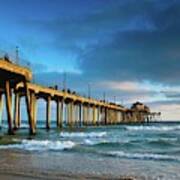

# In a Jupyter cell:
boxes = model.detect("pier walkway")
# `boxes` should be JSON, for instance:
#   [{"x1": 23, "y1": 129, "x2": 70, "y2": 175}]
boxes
[{"x1": 0, "y1": 58, "x2": 126, "y2": 135}]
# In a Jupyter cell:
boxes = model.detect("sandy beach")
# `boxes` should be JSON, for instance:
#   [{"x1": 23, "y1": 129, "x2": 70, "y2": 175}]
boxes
[
  {"x1": 0, "y1": 150, "x2": 138, "y2": 180},
  {"x1": 0, "y1": 172, "x2": 134, "y2": 180}
]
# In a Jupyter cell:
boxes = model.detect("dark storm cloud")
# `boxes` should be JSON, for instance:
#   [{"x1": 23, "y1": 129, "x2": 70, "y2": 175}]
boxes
[
  {"x1": 161, "y1": 91, "x2": 180, "y2": 99},
  {"x1": 79, "y1": 0, "x2": 180, "y2": 84},
  {"x1": 21, "y1": 0, "x2": 180, "y2": 86}
]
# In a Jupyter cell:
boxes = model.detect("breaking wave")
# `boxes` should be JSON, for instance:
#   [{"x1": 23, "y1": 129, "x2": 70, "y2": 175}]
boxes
[
  {"x1": 105, "y1": 151, "x2": 179, "y2": 161},
  {"x1": 125, "y1": 125, "x2": 180, "y2": 131},
  {"x1": 60, "y1": 131, "x2": 107, "y2": 138},
  {"x1": 83, "y1": 139, "x2": 109, "y2": 146},
  {"x1": 0, "y1": 139, "x2": 75, "y2": 151}
]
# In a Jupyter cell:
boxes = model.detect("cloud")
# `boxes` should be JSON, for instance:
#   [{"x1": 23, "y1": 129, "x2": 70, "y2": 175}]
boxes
[
  {"x1": 19, "y1": 0, "x2": 180, "y2": 86},
  {"x1": 150, "y1": 103, "x2": 180, "y2": 121},
  {"x1": 101, "y1": 81, "x2": 144, "y2": 92},
  {"x1": 19, "y1": 1, "x2": 180, "y2": 85},
  {"x1": 98, "y1": 80, "x2": 161, "y2": 93},
  {"x1": 161, "y1": 91, "x2": 180, "y2": 99},
  {"x1": 6, "y1": 0, "x2": 180, "y2": 120}
]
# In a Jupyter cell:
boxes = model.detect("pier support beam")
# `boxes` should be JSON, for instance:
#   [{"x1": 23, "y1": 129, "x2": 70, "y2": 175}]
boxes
[
  {"x1": 117, "y1": 111, "x2": 121, "y2": 124},
  {"x1": 96, "y1": 106, "x2": 100, "y2": 126},
  {"x1": 99, "y1": 107, "x2": 102, "y2": 125},
  {"x1": 5, "y1": 81, "x2": 14, "y2": 135},
  {"x1": 101, "y1": 107, "x2": 105, "y2": 125},
  {"x1": 60, "y1": 100, "x2": 64, "y2": 127},
  {"x1": 82, "y1": 105, "x2": 85, "y2": 125},
  {"x1": 67, "y1": 103, "x2": 70, "y2": 126},
  {"x1": 46, "y1": 96, "x2": 51, "y2": 130},
  {"x1": 56, "y1": 99, "x2": 62, "y2": 128},
  {"x1": 92, "y1": 106, "x2": 96, "y2": 126},
  {"x1": 84, "y1": 105, "x2": 88, "y2": 125},
  {"x1": 24, "y1": 82, "x2": 36, "y2": 135},
  {"x1": 79, "y1": 104, "x2": 82, "y2": 126},
  {"x1": 115, "y1": 110, "x2": 118, "y2": 124},
  {"x1": 34, "y1": 96, "x2": 37, "y2": 128},
  {"x1": 87, "y1": 104, "x2": 90, "y2": 125},
  {"x1": 75, "y1": 105, "x2": 79, "y2": 126},
  {"x1": 14, "y1": 93, "x2": 21, "y2": 129},
  {"x1": 31, "y1": 93, "x2": 37, "y2": 130},
  {"x1": 82, "y1": 105, "x2": 87, "y2": 126},
  {"x1": 73, "y1": 104, "x2": 77, "y2": 126},
  {"x1": 67, "y1": 102, "x2": 72, "y2": 127},
  {"x1": 75, "y1": 104, "x2": 79, "y2": 126},
  {"x1": 0, "y1": 93, "x2": 4, "y2": 128},
  {"x1": 69, "y1": 102, "x2": 74, "y2": 127},
  {"x1": 105, "y1": 108, "x2": 108, "y2": 125}
]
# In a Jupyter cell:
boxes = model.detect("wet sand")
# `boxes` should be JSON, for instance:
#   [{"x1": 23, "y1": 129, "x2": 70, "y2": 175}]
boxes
[
  {"x1": 0, "y1": 168, "x2": 135, "y2": 180},
  {"x1": 0, "y1": 149, "x2": 179, "y2": 180},
  {"x1": 0, "y1": 150, "x2": 140, "y2": 180},
  {"x1": 0, "y1": 172, "x2": 134, "y2": 180}
]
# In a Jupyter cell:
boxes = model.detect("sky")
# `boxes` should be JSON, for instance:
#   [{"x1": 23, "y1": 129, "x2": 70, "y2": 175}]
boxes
[{"x1": 0, "y1": 0, "x2": 180, "y2": 120}]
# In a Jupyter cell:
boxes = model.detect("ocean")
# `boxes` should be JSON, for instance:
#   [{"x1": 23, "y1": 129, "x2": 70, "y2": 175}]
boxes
[{"x1": 0, "y1": 121, "x2": 180, "y2": 179}]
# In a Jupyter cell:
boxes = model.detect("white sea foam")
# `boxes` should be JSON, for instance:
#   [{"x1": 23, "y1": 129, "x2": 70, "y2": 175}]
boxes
[
  {"x1": 60, "y1": 131, "x2": 107, "y2": 138},
  {"x1": 106, "y1": 151, "x2": 179, "y2": 161},
  {"x1": 1, "y1": 123, "x2": 39, "y2": 129},
  {"x1": 83, "y1": 139, "x2": 108, "y2": 145},
  {"x1": 146, "y1": 137, "x2": 178, "y2": 143},
  {"x1": 125, "y1": 125, "x2": 180, "y2": 131},
  {"x1": 83, "y1": 139, "x2": 131, "y2": 146},
  {"x1": 84, "y1": 139, "x2": 99, "y2": 145},
  {"x1": 0, "y1": 139, "x2": 75, "y2": 151},
  {"x1": 83, "y1": 137, "x2": 178, "y2": 146}
]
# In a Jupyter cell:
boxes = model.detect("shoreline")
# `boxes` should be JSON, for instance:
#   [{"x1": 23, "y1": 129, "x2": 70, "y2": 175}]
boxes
[
  {"x1": 0, "y1": 150, "x2": 145, "y2": 180},
  {"x1": 0, "y1": 167, "x2": 135, "y2": 180}
]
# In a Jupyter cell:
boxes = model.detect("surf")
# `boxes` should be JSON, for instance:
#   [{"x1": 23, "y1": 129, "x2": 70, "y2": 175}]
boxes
[{"x1": 0, "y1": 139, "x2": 76, "y2": 151}]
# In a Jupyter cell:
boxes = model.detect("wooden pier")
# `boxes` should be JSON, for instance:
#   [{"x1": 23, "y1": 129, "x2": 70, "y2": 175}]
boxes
[{"x1": 0, "y1": 58, "x2": 126, "y2": 135}]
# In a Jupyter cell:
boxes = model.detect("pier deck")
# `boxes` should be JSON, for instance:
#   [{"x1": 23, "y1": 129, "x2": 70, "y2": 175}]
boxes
[
  {"x1": 0, "y1": 59, "x2": 32, "y2": 87},
  {"x1": 0, "y1": 59, "x2": 126, "y2": 135},
  {"x1": 16, "y1": 82, "x2": 125, "y2": 111}
]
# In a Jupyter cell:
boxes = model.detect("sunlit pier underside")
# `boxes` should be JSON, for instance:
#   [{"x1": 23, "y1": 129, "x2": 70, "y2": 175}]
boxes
[
  {"x1": 0, "y1": 59, "x2": 32, "y2": 85},
  {"x1": 0, "y1": 59, "x2": 126, "y2": 135},
  {"x1": 15, "y1": 82, "x2": 126, "y2": 134},
  {"x1": 0, "y1": 59, "x2": 32, "y2": 134}
]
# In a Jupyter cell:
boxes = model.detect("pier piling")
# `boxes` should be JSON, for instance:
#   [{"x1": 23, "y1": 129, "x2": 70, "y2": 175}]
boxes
[
  {"x1": 46, "y1": 96, "x2": 51, "y2": 130},
  {"x1": 0, "y1": 93, "x2": 4, "y2": 128},
  {"x1": 56, "y1": 99, "x2": 61, "y2": 128},
  {"x1": 60, "y1": 100, "x2": 64, "y2": 128},
  {"x1": 5, "y1": 80, "x2": 14, "y2": 135},
  {"x1": 24, "y1": 82, "x2": 36, "y2": 135},
  {"x1": 14, "y1": 92, "x2": 21, "y2": 129},
  {"x1": 31, "y1": 92, "x2": 37, "y2": 130}
]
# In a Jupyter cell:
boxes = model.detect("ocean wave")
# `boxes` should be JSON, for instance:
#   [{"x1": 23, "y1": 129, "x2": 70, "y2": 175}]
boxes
[
  {"x1": 146, "y1": 137, "x2": 178, "y2": 143},
  {"x1": 84, "y1": 139, "x2": 99, "y2": 145},
  {"x1": 83, "y1": 139, "x2": 109, "y2": 146},
  {"x1": 83, "y1": 137, "x2": 179, "y2": 147},
  {"x1": 125, "y1": 125, "x2": 180, "y2": 131},
  {"x1": 0, "y1": 123, "x2": 44, "y2": 129},
  {"x1": 105, "y1": 151, "x2": 179, "y2": 161},
  {"x1": 0, "y1": 139, "x2": 75, "y2": 151},
  {"x1": 60, "y1": 131, "x2": 107, "y2": 138},
  {"x1": 83, "y1": 138, "x2": 132, "y2": 146}
]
